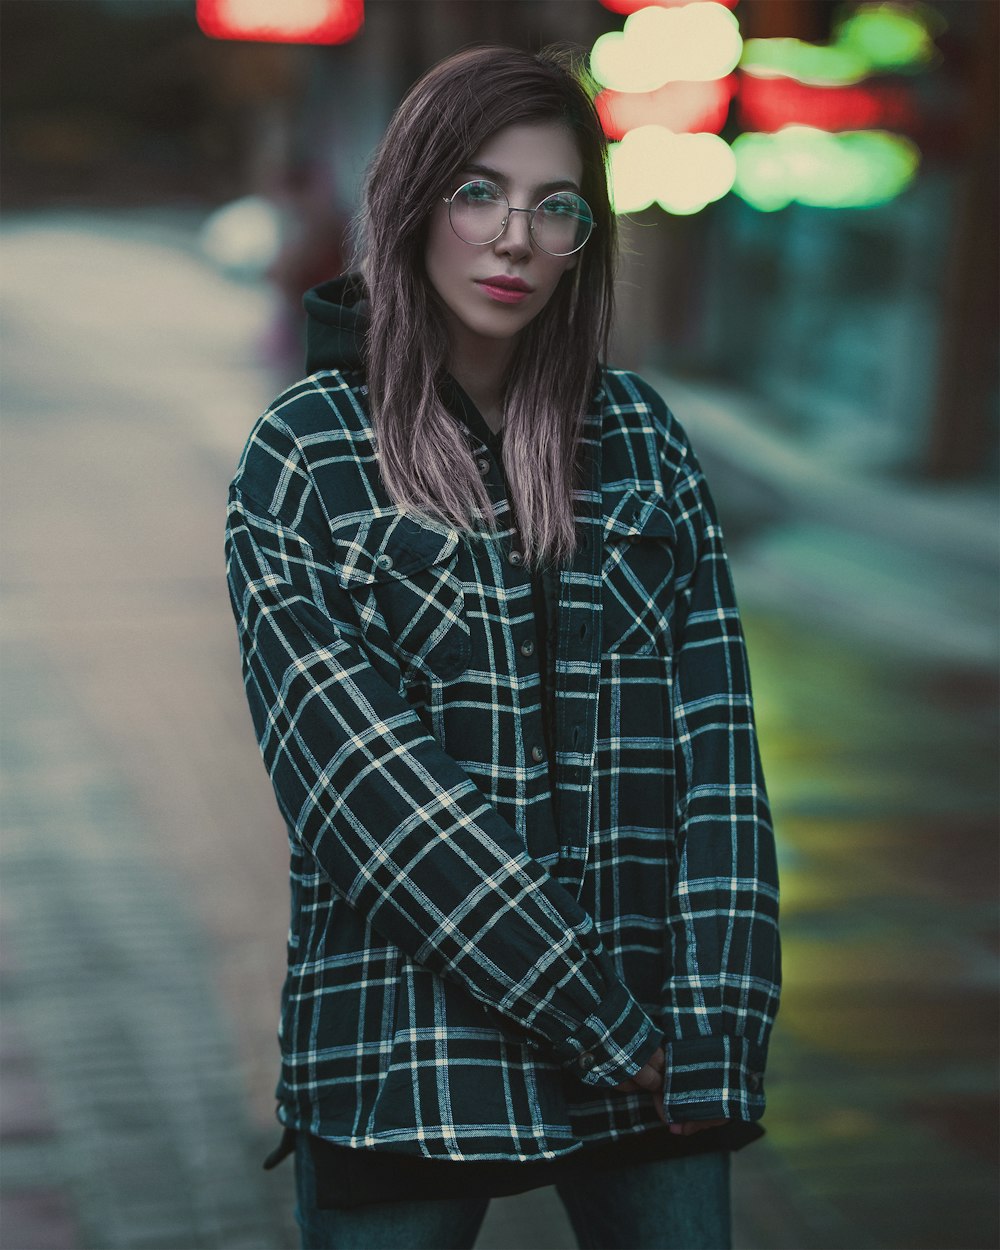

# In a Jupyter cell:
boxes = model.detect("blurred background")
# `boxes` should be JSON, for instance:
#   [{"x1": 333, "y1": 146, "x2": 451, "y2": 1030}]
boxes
[{"x1": 0, "y1": 2, "x2": 996, "y2": 1248}]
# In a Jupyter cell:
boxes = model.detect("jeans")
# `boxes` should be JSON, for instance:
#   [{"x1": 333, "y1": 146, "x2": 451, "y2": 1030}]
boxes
[{"x1": 294, "y1": 1134, "x2": 732, "y2": 1250}]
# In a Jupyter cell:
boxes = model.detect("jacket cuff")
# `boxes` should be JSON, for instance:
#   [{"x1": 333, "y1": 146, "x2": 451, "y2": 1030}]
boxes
[
  {"x1": 661, "y1": 1036, "x2": 767, "y2": 1122},
  {"x1": 554, "y1": 980, "x2": 660, "y2": 1087}
]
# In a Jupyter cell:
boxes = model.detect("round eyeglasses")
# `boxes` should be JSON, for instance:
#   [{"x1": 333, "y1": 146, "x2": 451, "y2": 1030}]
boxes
[{"x1": 442, "y1": 179, "x2": 595, "y2": 257}]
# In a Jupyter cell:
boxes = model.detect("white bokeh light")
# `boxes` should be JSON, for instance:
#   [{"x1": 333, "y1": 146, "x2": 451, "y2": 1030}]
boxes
[
  {"x1": 218, "y1": 0, "x2": 330, "y2": 35},
  {"x1": 592, "y1": 3, "x2": 743, "y2": 93},
  {"x1": 609, "y1": 126, "x2": 737, "y2": 215}
]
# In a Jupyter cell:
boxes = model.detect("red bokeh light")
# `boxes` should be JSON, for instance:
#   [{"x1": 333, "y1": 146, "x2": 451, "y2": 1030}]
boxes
[
  {"x1": 598, "y1": 0, "x2": 737, "y2": 13},
  {"x1": 596, "y1": 78, "x2": 737, "y2": 139},
  {"x1": 196, "y1": 0, "x2": 363, "y2": 45},
  {"x1": 737, "y1": 74, "x2": 919, "y2": 134}
]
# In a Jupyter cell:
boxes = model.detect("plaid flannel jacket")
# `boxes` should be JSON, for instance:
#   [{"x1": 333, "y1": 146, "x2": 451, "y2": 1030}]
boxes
[{"x1": 225, "y1": 366, "x2": 780, "y2": 1162}]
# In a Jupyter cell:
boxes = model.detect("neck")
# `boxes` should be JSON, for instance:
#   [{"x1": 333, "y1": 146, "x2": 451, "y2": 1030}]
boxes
[{"x1": 445, "y1": 327, "x2": 517, "y2": 435}]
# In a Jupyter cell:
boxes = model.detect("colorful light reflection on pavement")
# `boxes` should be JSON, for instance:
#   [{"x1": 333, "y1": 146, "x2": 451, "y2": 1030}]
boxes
[{"x1": 733, "y1": 611, "x2": 999, "y2": 1250}]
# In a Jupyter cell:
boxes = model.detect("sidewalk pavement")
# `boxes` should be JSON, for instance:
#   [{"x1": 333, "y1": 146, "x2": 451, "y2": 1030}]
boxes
[
  {"x1": 1, "y1": 210, "x2": 996, "y2": 1250},
  {"x1": 0, "y1": 653, "x2": 298, "y2": 1250}
]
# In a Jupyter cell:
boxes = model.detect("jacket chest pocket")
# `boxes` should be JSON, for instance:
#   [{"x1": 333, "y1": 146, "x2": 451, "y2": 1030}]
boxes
[
  {"x1": 330, "y1": 513, "x2": 471, "y2": 682},
  {"x1": 600, "y1": 488, "x2": 677, "y2": 656}
]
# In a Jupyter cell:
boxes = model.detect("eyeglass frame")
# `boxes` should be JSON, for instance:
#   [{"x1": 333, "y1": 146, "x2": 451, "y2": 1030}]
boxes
[{"x1": 441, "y1": 179, "x2": 596, "y2": 257}]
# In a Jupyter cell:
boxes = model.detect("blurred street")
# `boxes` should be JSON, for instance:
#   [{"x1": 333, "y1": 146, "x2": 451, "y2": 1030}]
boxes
[{"x1": 1, "y1": 211, "x2": 997, "y2": 1250}]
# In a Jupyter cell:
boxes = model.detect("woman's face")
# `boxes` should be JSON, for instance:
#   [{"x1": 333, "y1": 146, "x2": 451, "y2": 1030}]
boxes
[{"x1": 424, "y1": 121, "x2": 584, "y2": 358}]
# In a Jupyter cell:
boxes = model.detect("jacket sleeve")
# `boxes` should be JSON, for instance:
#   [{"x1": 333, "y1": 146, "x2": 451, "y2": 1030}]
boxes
[
  {"x1": 659, "y1": 414, "x2": 782, "y2": 1124},
  {"x1": 225, "y1": 413, "x2": 660, "y2": 1089}
]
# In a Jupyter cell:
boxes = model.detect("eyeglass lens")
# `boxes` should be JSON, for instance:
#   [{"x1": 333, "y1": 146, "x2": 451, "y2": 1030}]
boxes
[{"x1": 449, "y1": 180, "x2": 593, "y2": 256}]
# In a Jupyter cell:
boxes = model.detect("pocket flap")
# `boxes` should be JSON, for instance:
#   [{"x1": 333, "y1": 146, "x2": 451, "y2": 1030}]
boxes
[
  {"x1": 330, "y1": 513, "x2": 461, "y2": 588},
  {"x1": 602, "y1": 488, "x2": 676, "y2": 541}
]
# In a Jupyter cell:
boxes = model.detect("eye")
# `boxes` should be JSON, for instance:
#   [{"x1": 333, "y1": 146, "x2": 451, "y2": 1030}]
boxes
[
  {"x1": 540, "y1": 192, "x2": 581, "y2": 217},
  {"x1": 457, "y1": 180, "x2": 506, "y2": 206}
]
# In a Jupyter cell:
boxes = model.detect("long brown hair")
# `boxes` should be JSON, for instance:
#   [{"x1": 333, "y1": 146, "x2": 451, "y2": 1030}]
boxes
[{"x1": 355, "y1": 45, "x2": 616, "y2": 568}]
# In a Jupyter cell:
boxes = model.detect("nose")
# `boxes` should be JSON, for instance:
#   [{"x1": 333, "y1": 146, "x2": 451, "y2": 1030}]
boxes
[{"x1": 494, "y1": 207, "x2": 533, "y2": 260}]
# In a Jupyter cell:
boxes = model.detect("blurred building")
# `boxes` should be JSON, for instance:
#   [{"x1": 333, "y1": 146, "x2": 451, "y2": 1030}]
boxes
[{"x1": 2, "y1": 0, "x2": 996, "y2": 481}]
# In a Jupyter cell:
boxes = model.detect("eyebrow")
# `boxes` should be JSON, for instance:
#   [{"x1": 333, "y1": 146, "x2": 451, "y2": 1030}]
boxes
[{"x1": 460, "y1": 162, "x2": 581, "y2": 196}]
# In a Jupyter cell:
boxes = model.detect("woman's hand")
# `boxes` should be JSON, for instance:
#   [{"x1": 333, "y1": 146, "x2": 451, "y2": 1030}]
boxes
[
  {"x1": 614, "y1": 1045, "x2": 665, "y2": 1095},
  {"x1": 614, "y1": 1046, "x2": 729, "y2": 1134}
]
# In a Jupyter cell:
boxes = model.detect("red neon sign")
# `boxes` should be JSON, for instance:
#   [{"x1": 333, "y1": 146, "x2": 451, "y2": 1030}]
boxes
[{"x1": 196, "y1": 0, "x2": 363, "y2": 45}]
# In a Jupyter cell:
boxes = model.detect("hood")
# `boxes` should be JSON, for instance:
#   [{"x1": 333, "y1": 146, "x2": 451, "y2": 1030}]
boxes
[{"x1": 303, "y1": 272, "x2": 368, "y2": 375}]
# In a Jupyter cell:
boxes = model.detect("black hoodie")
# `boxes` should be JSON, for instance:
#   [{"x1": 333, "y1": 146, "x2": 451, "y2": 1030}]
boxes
[{"x1": 303, "y1": 273, "x2": 368, "y2": 375}]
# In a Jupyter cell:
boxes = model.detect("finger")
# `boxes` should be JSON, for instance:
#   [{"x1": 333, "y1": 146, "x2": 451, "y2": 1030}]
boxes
[
  {"x1": 631, "y1": 1064, "x2": 663, "y2": 1093},
  {"x1": 632, "y1": 1073, "x2": 661, "y2": 1094}
]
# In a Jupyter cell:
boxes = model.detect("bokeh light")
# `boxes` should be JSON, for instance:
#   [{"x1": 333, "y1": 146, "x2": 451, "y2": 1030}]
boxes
[
  {"x1": 738, "y1": 74, "x2": 918, "y2": 133},
  {"x1": 608, "y1": 124, "x2": 736, "y2": 214},
  {"x1": 599, "y1": 0, "x2": 737, "y2": 13},
  {"x1": 596, "y1": 78, "x2": 737, "y2": 139},
  {"x1": 741, "y1": 2, "x2": 940, "y2": 85},
  {"x1": 591, "y1": 2, "x2": 742, "y2": 92},
  {"x1": 839, "y1": 2, "x2": 940, "y2": 73},
  {"x1": 196, "y1": 0, "x2": 364, "y2": 45},
  {"x1": 731, "y1": 125, "x2": 920, "y2": 210}
]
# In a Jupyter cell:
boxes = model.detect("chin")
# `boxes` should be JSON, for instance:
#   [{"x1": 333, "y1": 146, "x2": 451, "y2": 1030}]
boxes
[{"x1": 462, "y1": 305, "x2": 535, "y2": 342}]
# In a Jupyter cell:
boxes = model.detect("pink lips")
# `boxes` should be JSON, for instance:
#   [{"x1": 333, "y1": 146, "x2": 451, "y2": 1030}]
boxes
[{"x1": 476, "y1": 275, "x2": 532, "y2": 305}]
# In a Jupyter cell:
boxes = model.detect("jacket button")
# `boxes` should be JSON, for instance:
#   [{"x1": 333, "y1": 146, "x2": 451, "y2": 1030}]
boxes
[
  {"x1": 578, "y1": 1051, "x2": 596, "y2": 1072},
  {"x1": 508, "y1": 550, "x2": 524, "y2": 567},
  {"x1": 749, "y1": 1071, "x2": 763, "y2": 1092},
  {"x1": 476, "y1": 456, "x2": 490, "y2": 476},
  {"x1": 375, "y1": 553, "x2": 393, "y2": 571},
  {"x1": 531, "y1": 745, "x2": 545, "y2": 762},
  {"x1": 520, "y1": 639, "x2": 535, "y2": 657}
]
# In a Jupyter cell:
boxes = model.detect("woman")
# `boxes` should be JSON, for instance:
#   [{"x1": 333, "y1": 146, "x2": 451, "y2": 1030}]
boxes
[{"x1": 226, "y1": 45, "x2": 780, "y2": 1250}]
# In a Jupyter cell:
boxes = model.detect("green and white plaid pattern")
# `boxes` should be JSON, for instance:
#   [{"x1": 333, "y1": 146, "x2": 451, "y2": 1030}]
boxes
[{"x1": 225, "y1": 367, "x2": 780, "y2": 1161}]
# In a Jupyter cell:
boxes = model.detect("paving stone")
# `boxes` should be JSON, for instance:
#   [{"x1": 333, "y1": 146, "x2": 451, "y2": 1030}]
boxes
[
  {"x1": 0, "y1": 652, "x2": 296, "y2": 1249},
  {"x1": 1, "y1": 1190, "x2": 82, "y2": 1250},
  {"x1": 0, "y1": 1051, "x2": 58, "y2": 1141}
]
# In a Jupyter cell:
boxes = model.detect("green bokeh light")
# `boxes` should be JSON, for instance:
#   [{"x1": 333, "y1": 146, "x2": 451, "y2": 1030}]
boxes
[
  {"x1": 741, "y1": 2, "x2": 940, "y2": 86},
  {"x1": 840, "y1": 3, "x2": 938, "y2": 72},
  {"x1": 731, "y1": 126, "x2": 920, "y2": 211}
]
